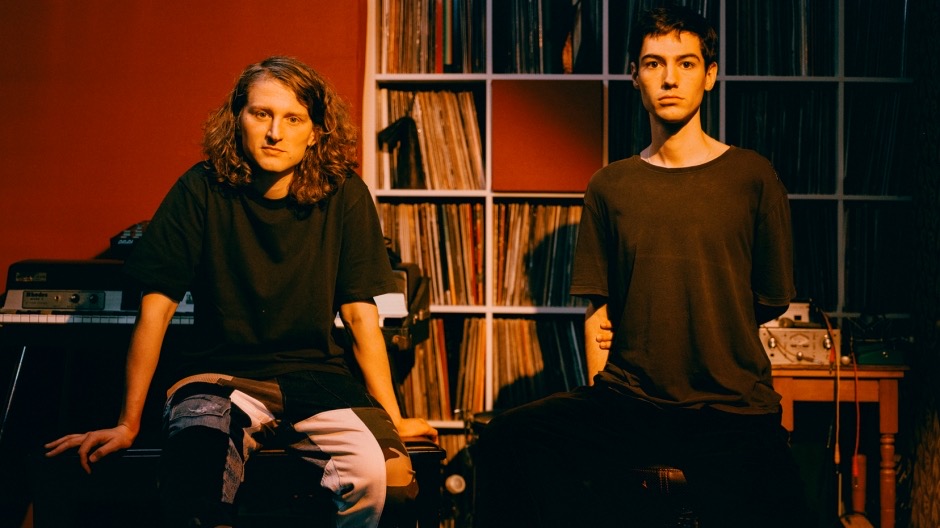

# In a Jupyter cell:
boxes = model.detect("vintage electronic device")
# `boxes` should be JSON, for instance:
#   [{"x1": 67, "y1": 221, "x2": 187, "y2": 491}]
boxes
[
  {"x1": 1, "y1": 259, "x2": 193, "y2": 326},
  {"x1": 760, "y1": 326, "x2": 840, "y2": 366},
  {"x1": 758, "y1": 301, "x2": 841, "y2": 366},
  {"x1": 108, "y1": 220, "x2": 149, "y2": 259}
]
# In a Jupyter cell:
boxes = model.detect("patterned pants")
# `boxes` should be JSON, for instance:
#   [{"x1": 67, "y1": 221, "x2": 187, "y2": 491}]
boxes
[{"x1": 158, "y1": 370, "x2": 417, "y2": 528}]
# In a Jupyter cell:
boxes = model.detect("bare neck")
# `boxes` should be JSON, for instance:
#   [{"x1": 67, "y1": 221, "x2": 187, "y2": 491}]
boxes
[{"x1": 641, "y1": 115, "x2": 727, "y2": 168}]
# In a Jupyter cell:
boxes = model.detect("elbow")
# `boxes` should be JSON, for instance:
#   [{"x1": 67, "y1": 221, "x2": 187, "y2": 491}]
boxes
[{"x1": 754, "y1": 302, "x2": 788, "y2": 325}]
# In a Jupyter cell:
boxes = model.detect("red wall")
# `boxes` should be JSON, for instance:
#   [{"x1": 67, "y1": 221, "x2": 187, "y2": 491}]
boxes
[
  {"x1": 0, "y1": 1, "x2": 367, "y2": 283},
  {"x1": 491, "y1": 80, "x2": 604, "y2": 192}
]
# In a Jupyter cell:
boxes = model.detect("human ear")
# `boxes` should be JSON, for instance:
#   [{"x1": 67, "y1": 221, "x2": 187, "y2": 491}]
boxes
[
  {"x1": 629, "y1": 62, "x2": 639, "y2": 89},
  {"x1": 704, "y1": 62, "x2": 718, "y2": 91}
]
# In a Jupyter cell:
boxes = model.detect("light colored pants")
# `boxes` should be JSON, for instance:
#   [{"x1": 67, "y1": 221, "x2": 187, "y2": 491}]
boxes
[{"x1": 161, "y1": 371, "x2": 417, "y2": 528}]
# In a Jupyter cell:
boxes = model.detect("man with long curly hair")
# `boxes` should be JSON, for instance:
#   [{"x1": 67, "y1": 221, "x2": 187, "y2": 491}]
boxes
[{"x1": 45, "y1": 56, "x2": 436, "y2": 528}]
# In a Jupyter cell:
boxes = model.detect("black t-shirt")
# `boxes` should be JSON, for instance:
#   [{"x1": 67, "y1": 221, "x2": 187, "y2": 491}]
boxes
[
  {"x1": 570, "y1": 147, "x2": 795, "y2": 414},
  {"x1": 125, "y1": 162, "x2": 397, "y2": 381}
]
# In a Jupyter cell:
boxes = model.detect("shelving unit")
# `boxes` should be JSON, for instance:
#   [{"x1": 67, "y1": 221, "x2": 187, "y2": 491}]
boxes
[{"x1": 362, "y1": 0, "x2": 914, "y2": 434}]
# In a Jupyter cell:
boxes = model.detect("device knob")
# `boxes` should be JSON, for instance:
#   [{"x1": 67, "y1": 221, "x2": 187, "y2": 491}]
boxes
[{"x1": 445, "y1": 474, "x2": 467, "y2": 495}]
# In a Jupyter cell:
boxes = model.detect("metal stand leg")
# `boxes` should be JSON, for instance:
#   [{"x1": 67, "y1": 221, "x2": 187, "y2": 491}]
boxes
[{"x1": 0, "y1": 346, "x2": 27, "y2": 445}]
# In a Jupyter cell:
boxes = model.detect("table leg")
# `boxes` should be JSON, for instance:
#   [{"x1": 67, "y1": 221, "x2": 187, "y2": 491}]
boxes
[
  {"x1": 880, "y1": 433, "x2": 896, "y2": 528},
  {"x1": 879, "y1": 379, "x2": 899, "y2": 528}
]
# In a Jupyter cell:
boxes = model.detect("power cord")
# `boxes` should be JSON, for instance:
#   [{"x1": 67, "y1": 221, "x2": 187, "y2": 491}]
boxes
[{"x1": 817, "y1": 304, "x2": 870, "y2": 526}]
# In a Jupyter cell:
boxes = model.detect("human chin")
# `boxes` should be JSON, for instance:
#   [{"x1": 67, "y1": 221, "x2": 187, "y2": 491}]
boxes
[
  {"x1": 655, "y1": 100, "x2": 697, "y2": 120},
  {"x1": 243, "y1": 144, "x2": 288, "y2": 171},
  {"x1": 253, "y1": 156, "x2": 299, "y2": 176}
]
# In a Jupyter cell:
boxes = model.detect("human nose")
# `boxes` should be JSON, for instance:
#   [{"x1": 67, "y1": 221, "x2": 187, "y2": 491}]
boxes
[
  {"x1": 265, "y1": 119, "x2": 282, "y2": 143},
  {"x1": 662, "y1": 63, "x2": 678, "y2": 88}
]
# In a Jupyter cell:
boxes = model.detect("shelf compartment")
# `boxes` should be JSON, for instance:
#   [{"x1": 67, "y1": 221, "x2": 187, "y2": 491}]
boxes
[
  {"x1": 491, "y1": 79, "x2": 604, "y2": 192},
  {"x1": 725, "y1": 0, "x2": 836, "y2": 76},
  {"x1": 376, "y1": 83, "x2": 486, "y2": 191},
  {"x1": 843, "y1": 202, "x2": 915, "y2": 314},
  {"x1": 492, "y1": 198, "x2": 588, "y2": 308},
  {"x1": 843, "y1": 82, "x2": 915, "y2": 196},
  {"x1": 492, "y1": 0, "x2": 602, "y2": 74},
  {"x1": 725, "y1": 81, "x2": 837, "y2": 194},
  {"x1": 377, "y1": 0, "x2": 486, "y2": 74},
  {"x1": 790, "y1": 200, "x2": 838, "y2": 312},
  {"x1": 378, "y1": 198, "x2": 486, "y2": 307},
  {"x1": 492, "y1": 314, "x2": 586, "y2": 411},
  {"x1": 844, "y1": 0, "x2": 912, "y2": 78}
]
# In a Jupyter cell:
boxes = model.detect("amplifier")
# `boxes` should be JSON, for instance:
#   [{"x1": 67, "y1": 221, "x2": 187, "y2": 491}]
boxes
[
  {"x1": 760, "y1": 326, "x2": 840, "y2": 366},
  {"x1": 1, "y1": 259, "x2": 194, "y2": 325},
  {"x1": 2, "y1": 259, "x2": 133, "y2": 314}
]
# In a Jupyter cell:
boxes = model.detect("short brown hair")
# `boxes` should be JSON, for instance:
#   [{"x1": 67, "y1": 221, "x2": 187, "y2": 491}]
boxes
[{"x1": 628, "y1": 5, "x2": 718, "y2": 69}]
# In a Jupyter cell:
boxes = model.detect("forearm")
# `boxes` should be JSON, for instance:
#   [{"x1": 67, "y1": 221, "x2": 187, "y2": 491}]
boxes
[
  {"x1": 584, "y1": 301, "x2": 610, "y2": 385},
  {"x1": 119, "y1": 292, "x2": 177, "y2": 434},
  {"x1": 355, "y1": 339, "x2": 404, "y2": 425},
  {"x1": 342, "y1": 302, "x2": 404, "y2": 424}
]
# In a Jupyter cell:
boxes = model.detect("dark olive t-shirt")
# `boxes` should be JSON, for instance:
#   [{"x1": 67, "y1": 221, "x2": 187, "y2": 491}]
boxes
[
  {"x1": 125, "y1": 163, "x2": 397, "y2": 381},
  {"x1": 570, "y1": 147, "x2": 795, "y2": 414}
]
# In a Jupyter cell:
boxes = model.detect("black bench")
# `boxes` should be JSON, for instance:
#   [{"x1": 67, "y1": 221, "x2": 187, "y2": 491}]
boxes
[{"x1": 29, "y1": 439, "x2": 445, "y2": 528}]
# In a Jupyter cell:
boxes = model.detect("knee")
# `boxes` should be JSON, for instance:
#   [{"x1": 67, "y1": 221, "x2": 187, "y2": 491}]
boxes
[
  {"x1": 164, "y1": 392, "x2": 232, "y2": 439},
  {"x1": 385, "y1": 446, "x2": 418, "y2": 505},
  {"x1": 330, "y1": 446, "x2": 417, "y2": 527},
  {"x1": 353, "y1": 445, "x2": 418, "y2": 511},
  {"x1": 375, "y1": 450, "x2": 418, "y2": 528},
  {"x1": 476, "y1": 410, "x2": 526, "y2": 460}
]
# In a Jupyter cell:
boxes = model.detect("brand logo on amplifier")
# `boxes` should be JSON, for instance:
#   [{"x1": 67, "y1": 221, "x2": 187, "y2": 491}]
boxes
[
  {"x1": 21, "y1": 290, "x2": 106, "y2": 311},
  {"x1": 15, "y1": 271, "x2": 48, "y2": 283}
]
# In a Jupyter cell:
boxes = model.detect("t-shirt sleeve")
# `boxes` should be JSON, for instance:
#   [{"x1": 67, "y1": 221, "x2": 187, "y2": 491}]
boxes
[
  {"x1": 570, "y1": 184, "x2": 610, "y2": 299},
  {"x1": 751, "y1": 171, "x2": 796, "y2": 306},
  {"x1": 334, "y1": 176, "x2": 397, "y2": 305},
  {"x1": 123, "y1": 170, "x2": 205, "y2": 302}
]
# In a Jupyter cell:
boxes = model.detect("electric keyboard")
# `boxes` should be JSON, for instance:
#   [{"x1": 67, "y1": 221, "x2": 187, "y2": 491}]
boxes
[
  {"x1": 1, "y1": 259, "x2": 406, "y2": 328},
  {"x1": 0, "y1": 313, "x2": 194, "y2": 325}
]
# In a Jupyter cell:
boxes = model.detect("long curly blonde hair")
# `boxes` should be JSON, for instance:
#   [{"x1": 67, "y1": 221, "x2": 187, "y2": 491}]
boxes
[{"x1": 202, "y1": 56, "x2": 359, "y2": 204}]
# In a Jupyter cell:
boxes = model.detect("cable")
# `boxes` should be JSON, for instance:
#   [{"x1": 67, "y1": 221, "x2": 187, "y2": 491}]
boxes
[
  {"x1": 819, "y1": 306, "x2": 866, "y2": 521},
  {"x1": 816, "y1": 305, "x2": 843, "y2": 517},
  {"x1": 848, "y1": 323, "x2": 863, "y2": 516}
]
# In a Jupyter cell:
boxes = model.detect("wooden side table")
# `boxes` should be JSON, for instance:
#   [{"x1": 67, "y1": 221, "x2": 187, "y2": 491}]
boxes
[{"x1": 772, "y1": 365, "x2": 906, "y2": 528}]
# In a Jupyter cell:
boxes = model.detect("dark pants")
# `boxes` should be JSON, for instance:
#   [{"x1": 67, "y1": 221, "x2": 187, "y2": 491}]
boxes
[{"x1": 474, "y1": 383, "x2": 812, "y2": 528}]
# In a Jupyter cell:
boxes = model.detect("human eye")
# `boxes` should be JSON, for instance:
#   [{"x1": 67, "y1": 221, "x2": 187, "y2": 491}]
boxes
[
  {"x1": 252, "y1": 109, "x2": 269, "y2": 120},
  {"x1": 644, "y1": 59, "x2": 660, "y2": 69},
  {"x1": 286, "y1": 115, "x2": 304, "y2": 125}
]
